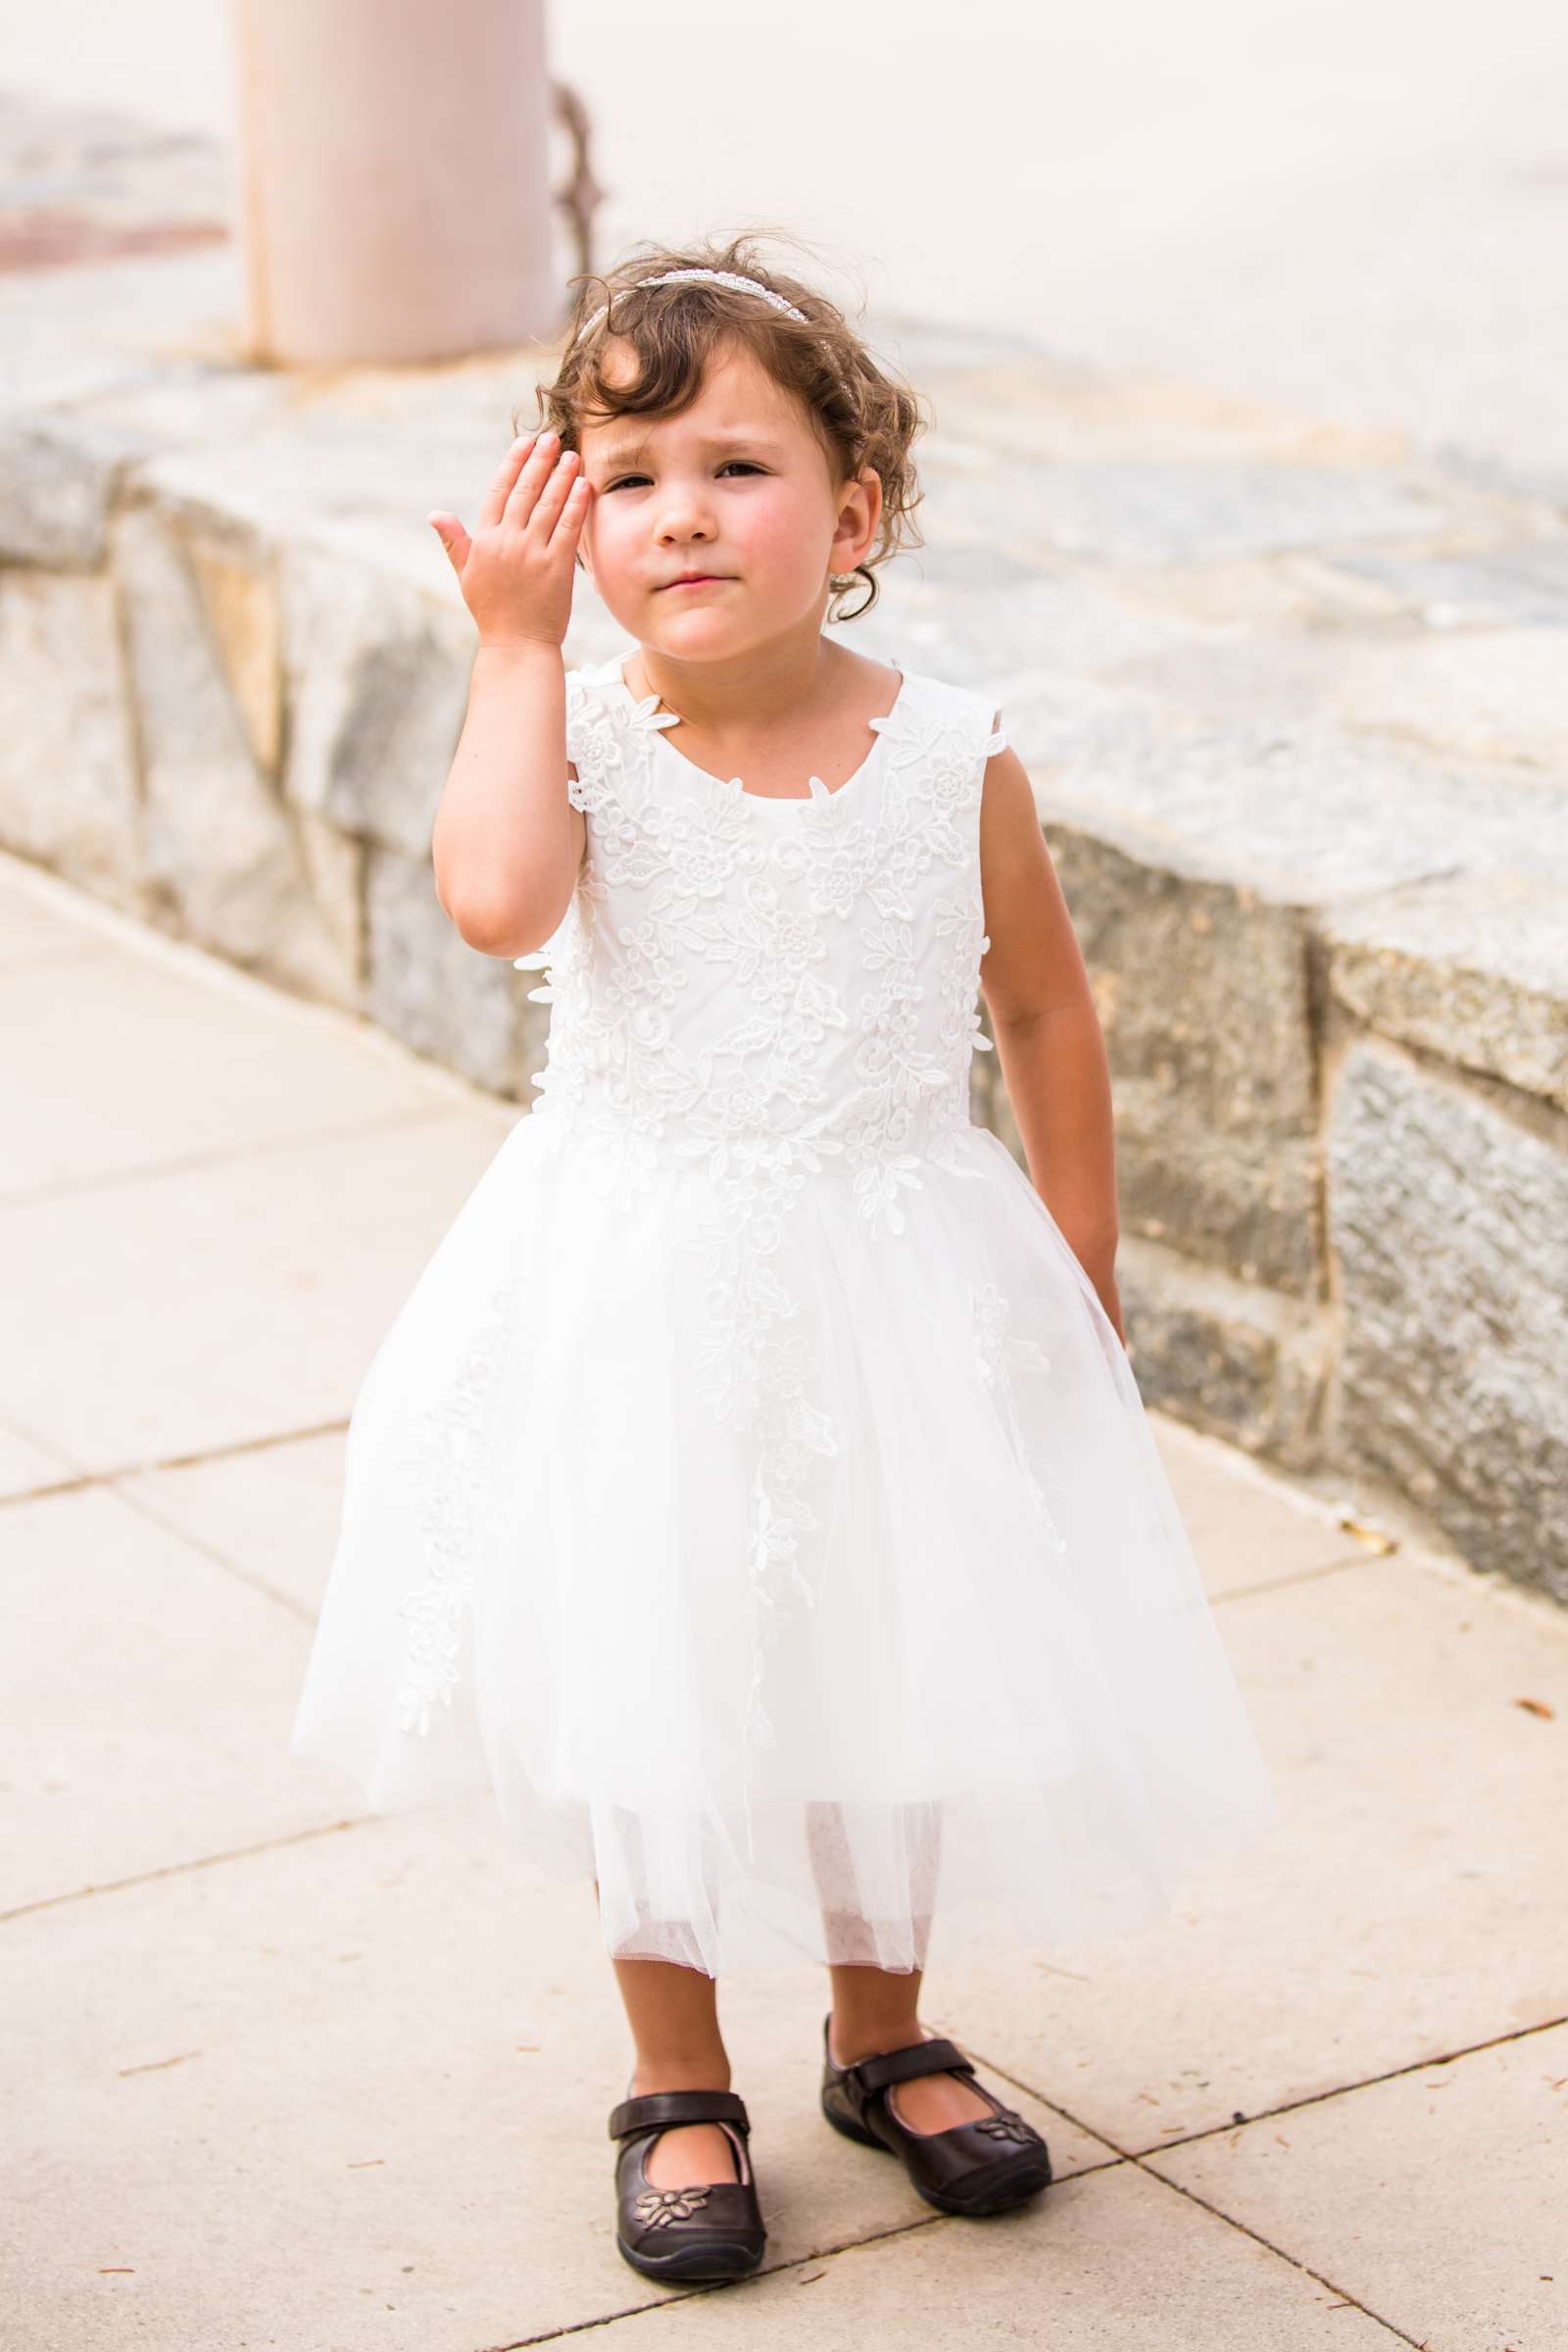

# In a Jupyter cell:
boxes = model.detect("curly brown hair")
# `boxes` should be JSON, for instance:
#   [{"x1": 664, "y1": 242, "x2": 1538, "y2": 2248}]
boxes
[{"x1": 514, "y1": 230, "x2": 929, "y2": 623}]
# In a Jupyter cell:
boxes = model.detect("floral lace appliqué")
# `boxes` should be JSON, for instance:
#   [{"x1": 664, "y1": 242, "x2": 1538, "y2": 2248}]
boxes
[
  {"x1": 394, "y1": 1274, "x2": 525, "y2": 1733},
  {"x1": 970, "y1": 1277, "x2": 1069, "y2": 1556}
]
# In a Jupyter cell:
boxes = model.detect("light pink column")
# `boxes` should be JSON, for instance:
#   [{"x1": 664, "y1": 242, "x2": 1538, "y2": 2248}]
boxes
[{"x1": 231, "y1": 0, "x2": 558, "y2": 366}]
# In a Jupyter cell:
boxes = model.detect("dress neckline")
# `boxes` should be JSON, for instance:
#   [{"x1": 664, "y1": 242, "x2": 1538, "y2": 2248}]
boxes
[{"x1": 610, "y1": 655, "x2": 908, "y2": 809}]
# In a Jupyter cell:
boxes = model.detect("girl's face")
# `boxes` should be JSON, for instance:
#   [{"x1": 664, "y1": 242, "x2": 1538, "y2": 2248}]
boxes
[{"x1": 574, "y1": 335, "x2": 880, "y2": 658}]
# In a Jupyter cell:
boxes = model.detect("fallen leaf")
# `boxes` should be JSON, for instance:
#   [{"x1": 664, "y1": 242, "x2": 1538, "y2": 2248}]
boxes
[
  {"x1": 1337, "y1": 1513, "x2": 1397, "y2": 1553},
  {"x1": 118, "y1": 2050, "x2": 201, "y2": 2077}
]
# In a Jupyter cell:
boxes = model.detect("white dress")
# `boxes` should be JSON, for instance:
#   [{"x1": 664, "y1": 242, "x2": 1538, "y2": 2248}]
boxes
[{"x1": 290, "y1": 650, "x2": 1279, "y2": 1975}]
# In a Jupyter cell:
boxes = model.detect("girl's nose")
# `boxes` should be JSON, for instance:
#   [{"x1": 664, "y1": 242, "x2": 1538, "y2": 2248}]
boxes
[{"x1": 656, "y1": 491, "x2": 716, "y2": 538}]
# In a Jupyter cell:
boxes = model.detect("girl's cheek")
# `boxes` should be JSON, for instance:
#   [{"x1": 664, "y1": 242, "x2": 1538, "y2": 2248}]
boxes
[
  {"x1": 585, "y1": 510, "x2": 626, "y2": 570},
  {"x1": 750, "y1": 493, "x2": 814, "y2": 569},
  {"x1": 729, "y1": 508, "x2": 779, "y2": 567}
]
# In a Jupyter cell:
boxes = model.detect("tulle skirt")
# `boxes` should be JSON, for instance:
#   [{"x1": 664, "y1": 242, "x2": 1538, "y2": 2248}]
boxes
[{"x1": 289, "y1": 1109, "x2": 1279, "y2": 1975}]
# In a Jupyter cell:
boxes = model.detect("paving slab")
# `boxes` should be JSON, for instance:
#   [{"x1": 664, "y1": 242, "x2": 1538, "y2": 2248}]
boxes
[
  {"x1": 873, "y1": 558, "x2": 1213, "y2": 698},
  {"x1": 1149, "y1": 1412, "x2": 1381, "y2": 1599},
  {"x1": 1318, "y1": 535, "x2": 1568, "y2": 630},
  {"x1": 909, "y1": 348, "x2": 1408, "y2": 471},
  {"x1": 1101, "y1": 608, "x2": 1568, "y2": 791},
  {"x1": 120, "y1": 1426, "x2": 346, "y2": 1622},
  {"x1": 0, "y1": 244, "x2": 241, "y2": 408},
  {"x1": 1, "y1": 1482, "x2": 352, "y2": 1912},
  {"x1": 0, "y1": 1102, "x2": 511, "y2": 1471},
  {"x1": 0, "y1": 1805, "x2": 1110, "y2": 2351},
  {"x1": 1332, "y1": 625, "x2": 1568, "y2": 772},
  {"x1": 567, "y1": 2160, "x2": 1407, "y2": 2350},
  {"x1": 0, "y1": 925, "x2": 478, "y2": 1200},
  {"x1": 918, "y1": 444, "x2": 1467, "y2": 569},
  {"x1": 0, "y1": 1410, "x2": 79, "y2": 1501},
  {"x1": 918, "y1": 1551, "x2": 1568, "y2": 2150},
  {"x1": 1147, "y1": 2020, "x2": 1568, "y2": 2352}
]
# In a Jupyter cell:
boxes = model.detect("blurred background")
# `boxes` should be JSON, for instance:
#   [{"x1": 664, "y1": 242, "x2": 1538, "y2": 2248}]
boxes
[{"x1": 3, "y1": 0, "x2": 1565, "y2": 479}]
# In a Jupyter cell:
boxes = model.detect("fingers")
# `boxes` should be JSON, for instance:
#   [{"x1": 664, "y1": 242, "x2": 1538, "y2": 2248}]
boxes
[
  {"x1": 530, "y1": 441, "x2": 590, "y2": 541},
  {"x1": 501, "y1": 429, "x2": 578, "y2": 532},
  {"x1": 477, "y1": 433, "x2": 536, "y2": 530},
  {"x1": 472, "y1": 428, "x2": 590, "y2": 553},
  {"x1": 553, "y1": 469, "x2": 593, "y2": 547},
  {"x1": 426, "y1": 514, "x2": 471, "y2": 573}
]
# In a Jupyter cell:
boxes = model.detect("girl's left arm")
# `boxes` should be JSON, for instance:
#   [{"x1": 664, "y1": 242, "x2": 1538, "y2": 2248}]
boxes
[{"x1": 976, "y1": 742, "x2": 1127, "y2": 1349}]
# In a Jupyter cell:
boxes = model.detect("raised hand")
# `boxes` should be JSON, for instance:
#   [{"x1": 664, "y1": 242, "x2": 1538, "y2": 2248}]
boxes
[{"x1": 426, "y1": 428, "x2": 592, "y2": 651}]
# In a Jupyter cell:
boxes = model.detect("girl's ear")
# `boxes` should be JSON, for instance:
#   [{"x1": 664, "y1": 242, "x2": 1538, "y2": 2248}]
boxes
[{"x1": 834, "y1": 465, "x2": 882, "y2": 570}]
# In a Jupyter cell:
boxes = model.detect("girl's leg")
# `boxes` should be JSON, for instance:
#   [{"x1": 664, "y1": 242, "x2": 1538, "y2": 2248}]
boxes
[
  {"x1": 826, "y1": 1961, "x2": 994, "y2": 2132},
  {"x1": 808, "y1": 1801, "x2": 992, "y2": 2133},
  {"x1": 594, "y1": 1880, "x2": 739, "y2": 2189}
]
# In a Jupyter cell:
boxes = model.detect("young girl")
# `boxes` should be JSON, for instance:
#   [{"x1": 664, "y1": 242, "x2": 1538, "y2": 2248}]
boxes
[{"x1": 290, "y1": 235, "x2": 1278, "y2": 2285}]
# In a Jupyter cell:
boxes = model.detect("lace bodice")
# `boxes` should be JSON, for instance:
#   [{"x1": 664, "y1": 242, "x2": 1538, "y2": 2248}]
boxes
[{"x1": 515, "y1": 654, "x2": 1006, "y2": 1228}]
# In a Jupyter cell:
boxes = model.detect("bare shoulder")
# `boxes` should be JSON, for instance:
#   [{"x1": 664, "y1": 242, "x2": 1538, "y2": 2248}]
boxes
[
  {"x1": 976, "y1": 735, "x2": 1094, "y2": 1024},
  {"x1": 978, "y1": 737, "x2": 1046, "y2": 840}
]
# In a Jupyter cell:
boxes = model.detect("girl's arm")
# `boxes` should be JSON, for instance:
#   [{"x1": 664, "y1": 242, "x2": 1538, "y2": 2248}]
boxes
[
  {"x1": 977, "y1": 744, "x2": 1126, "y2": 1348},
  {"x1": 432, "y1": 640, "x2": 584, "y2": 956},
  {"x1": 427, "y1": 430, "x2": 593, "y2": 957}
]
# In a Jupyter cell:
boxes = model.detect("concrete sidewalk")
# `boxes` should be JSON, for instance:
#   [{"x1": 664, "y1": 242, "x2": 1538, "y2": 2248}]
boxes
[{"x1": 2, "y1": 845, "x2": 1564, "y2": 2350}]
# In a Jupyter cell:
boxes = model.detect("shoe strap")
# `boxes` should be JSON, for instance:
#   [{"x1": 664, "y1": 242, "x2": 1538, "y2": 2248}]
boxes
[
  {"x1": 850, "y1": 2036, "x2": 974, "y2": 2096},
  {"x1": 609, "y1": 2087, "x2": 751, "y2": 2141}
]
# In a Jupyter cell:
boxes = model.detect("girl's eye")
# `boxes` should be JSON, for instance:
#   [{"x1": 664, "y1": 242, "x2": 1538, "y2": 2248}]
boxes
[{"x1": 602, "y1": 462, "x2": 766, "y2": 492}]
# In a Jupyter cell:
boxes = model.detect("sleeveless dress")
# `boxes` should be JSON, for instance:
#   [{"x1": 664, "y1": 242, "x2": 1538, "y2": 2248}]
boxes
[{"x1": 289, "y1": 649, "x2": 1279, "y2": 1975}]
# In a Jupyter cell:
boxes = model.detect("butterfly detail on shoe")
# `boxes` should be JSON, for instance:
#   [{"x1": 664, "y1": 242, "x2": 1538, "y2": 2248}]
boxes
[
  {"x1": 973, "y1": 2111, "x2": 1043, "y2": 2145},
  {"x1": 633, "y1": 2184, "x2": 714, "y2": 2227}
]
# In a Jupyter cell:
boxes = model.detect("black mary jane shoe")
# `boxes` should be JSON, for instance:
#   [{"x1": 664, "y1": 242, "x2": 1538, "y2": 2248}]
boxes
[
  {"x1": 610, "y1": 2087, "x2": 766, "y2": 2283},
  {"x1": 819, "y1": 2014, "x2": 1053, "y2": 2218}
]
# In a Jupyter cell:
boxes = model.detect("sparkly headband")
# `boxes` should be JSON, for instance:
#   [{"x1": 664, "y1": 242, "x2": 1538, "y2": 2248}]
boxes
[{"x1": 571, "y1": 267, "x2": 809, "y2": 348}]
